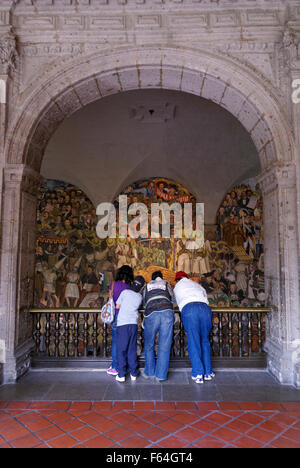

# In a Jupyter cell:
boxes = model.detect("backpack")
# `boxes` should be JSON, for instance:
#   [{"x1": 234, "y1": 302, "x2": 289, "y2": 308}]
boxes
[
  {"x1": 100, "y1": 282, "x2": 115, "y2": 324},
  {"x1": 100, "y1": 298, "x2": 115, "y2": 324}
]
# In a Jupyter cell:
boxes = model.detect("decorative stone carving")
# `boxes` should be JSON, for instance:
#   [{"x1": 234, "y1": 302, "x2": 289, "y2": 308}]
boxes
[
  {"x1": 257, "y1": 162, "x2": 297, "y2": 196},
  {"x1": 13, "y1": 0, "x2": 299, "y2": 7},
  {"x1": 22, "y1": 43, "x2": 83, "y2": 56},
  {"x1": 4, "y1": 164, "x2": 43, "y2": 197},
  {"x1": 0, "y1": 33, "x2": 18, "y2": 74}
]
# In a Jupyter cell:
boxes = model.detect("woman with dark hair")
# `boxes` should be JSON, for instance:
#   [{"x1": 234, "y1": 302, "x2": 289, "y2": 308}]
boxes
[
  {"x1": 107, "y1": 265, "x2": 134, "y2": 376},
  {"x1": 115, "y1": 265, "x2": 134, "y2": 284}
]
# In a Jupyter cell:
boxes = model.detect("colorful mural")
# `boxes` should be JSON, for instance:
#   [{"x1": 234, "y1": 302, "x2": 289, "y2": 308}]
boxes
[
  {"x1": 34, "y1": 176, "x2": 264, "y2": 357},
  {"x1": 35, "y1": 179, "x2": 104, "y2": 309},
  {"x1": 35, "y1": 176, "x2": 264, "y2": 308},
  {"x1": 212, "y1": 178, "x2": 264, "y2": 307}
]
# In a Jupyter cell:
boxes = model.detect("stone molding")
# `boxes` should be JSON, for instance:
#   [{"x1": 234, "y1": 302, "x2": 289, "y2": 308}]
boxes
[
  {"x1": 257, "y1": 162, "x2": 297, "y2": 196},
  {"x1": 13, "y1": 0, "x2": 297, "y2": 8},
  {"x1": 11, "y1": 4, "x2": 286, "y2": 45},
  {"x1": 4, "y1": 164, "x2": 43, "y2": 196},
  {"x1": 4, "y1": 45, "x2": 294, "y2": 174}
]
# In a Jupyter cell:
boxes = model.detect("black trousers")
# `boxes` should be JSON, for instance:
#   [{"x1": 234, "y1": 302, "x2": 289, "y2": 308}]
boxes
[{"x1": 116, "y1": 324, "x2": 138, "y2": 378}]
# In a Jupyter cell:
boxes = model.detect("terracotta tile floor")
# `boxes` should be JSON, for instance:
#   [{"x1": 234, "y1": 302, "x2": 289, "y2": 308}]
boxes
[{"x1": 0, "y1": 400, "x2": 300, "y2": 448}]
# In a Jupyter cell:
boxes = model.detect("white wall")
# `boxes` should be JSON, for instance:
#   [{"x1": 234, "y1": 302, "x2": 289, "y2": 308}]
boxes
[{"x1": 42, "y1": 89, "x2": 260, "y2": 223}]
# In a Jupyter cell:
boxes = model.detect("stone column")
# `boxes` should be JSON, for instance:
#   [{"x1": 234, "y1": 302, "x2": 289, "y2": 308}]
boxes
[
  {"x1": 258, "y1": 162, "x2": 300, "y2": 388},
  {"x1": 0, "y1": 165, "x2": 42, "y2": 383},
  {"x1": 0, "y1": 27, "x2": 19, "y2": 383},
  {"x1": 290, "y1": 30, "x2": 300, "y2": 388},
  {"x1": 0, "y1": 31, "x2": 17, "y2": 226}
]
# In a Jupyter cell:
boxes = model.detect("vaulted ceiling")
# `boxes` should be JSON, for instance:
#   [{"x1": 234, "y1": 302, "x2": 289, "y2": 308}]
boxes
[{"x1": 42, "y1": 88, "x2": 260, "y2": 224}]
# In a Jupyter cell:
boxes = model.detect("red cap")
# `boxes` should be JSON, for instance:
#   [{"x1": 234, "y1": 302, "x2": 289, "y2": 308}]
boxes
[{"x1": 175, "y1": 271, "x2": 189, "y2": 281}]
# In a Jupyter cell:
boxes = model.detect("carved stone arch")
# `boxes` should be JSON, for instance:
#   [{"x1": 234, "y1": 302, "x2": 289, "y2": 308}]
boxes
[
  {"x1": 1, "y1": 45, "x2": 299, "y2": 386},
  {"x1": 4, "y1": 46, "x2": 295, "y2": 173}
]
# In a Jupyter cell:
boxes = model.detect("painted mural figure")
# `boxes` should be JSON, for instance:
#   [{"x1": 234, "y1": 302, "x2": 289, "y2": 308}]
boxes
[
  {"x1": 65, "y1": 268, "x2": 81, "y2": 308},
  {"x1": 176, "y1": 239, "x2": 191, "y2": 274},
  {"x1": 41, "y1": 263, "x2": 59, "y2": 307},
  {"x1": 115, "y1": 241, "x2": 130, "y2": 269}
]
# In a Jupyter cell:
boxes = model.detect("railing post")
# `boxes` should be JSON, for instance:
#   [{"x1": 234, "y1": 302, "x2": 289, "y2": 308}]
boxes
[
  {"x1": 180, "y1": 317, "x2": 185, "y2": 358},
  {"x1": 83, "y1": 313, "x2": 88, "y2": 357},
  {"x1": 238, "y1": 314, "x2": 242, "y2": 357},
  {"x1": 54, "y1": 314, "x2": 60, "y2": 358},
  {"x1": 228, "y1": 314, "x2": 233, "y2": 358},
  {"x1": 218, "y1": 313, "x2": 223, "y2": 357},
  {"x1": 248, "y1": 312, "x2": 252, "y2": 356},
  {"x1": 64, "y1": 313, "x2": 70, "y2": 358},
  {"x1": 45, "y1": 313, "x2": 50, "y2": 356},
  {"x1": 258, "y1": 312, "x2": 262, "y2": 353},
  {"x1": 93, "y1": 313, "x2": 97, "y2": 357},
  {"x1": 35, "y1": 313, "x2": 41, "y2": 353},
  {"x1": 103, "y1": 323, "x2": 108, "y2": 358},
  {"x1": 74, "y1": 313, "x2": 79, "y2": 358}
]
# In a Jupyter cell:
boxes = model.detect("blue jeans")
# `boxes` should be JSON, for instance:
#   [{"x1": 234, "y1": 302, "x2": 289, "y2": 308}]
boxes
[
  {"x1": 143, "y1": 310, "x2": 174, "y2": 380},
  {"x1": 181, "y1": 302, "x2": 212, "y2": 378},
  {"x1": 110, "y1": 315, "x2": 118, "y2": 369},
  {"x1": 116, "y1": 324, "x2": 138, "y2": 378}
]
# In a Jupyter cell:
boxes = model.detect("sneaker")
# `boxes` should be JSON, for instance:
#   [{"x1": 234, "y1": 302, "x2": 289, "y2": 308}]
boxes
[
  {"x1": 155, "y1": 377, "x2": 166, "y2": 383},
  {"x1": 130, "y1": 375, "x2": 137, "y2": 381},
  {"x1": 192, "y1": 375, "x2": 203, "y2": 381},
  {"x1": 116, "y1": 375, "x2": 125, "y2": 382},
  {"x1": 107, "y1": 367, "x2": 118, "y2": 376},
  {"x1": 204, "y1": 372, "x2": 216, "y2": 381},
  {"x1": 140, "y1": 369, "x2": 153, "y2": 379},
  {"x1": 195, "y1": 375, "x2": 204, "y2": 384}
]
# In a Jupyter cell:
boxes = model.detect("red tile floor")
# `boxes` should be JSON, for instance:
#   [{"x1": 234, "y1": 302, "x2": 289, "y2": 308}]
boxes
[{"x1": 0, "y1": 400, "x2": 300, "y2": 448}]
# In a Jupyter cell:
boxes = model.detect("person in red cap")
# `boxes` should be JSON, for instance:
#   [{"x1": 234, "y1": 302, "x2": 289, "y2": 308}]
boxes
[{"x1": 174, "y1": 271, "x2": 215, "y2": 384}]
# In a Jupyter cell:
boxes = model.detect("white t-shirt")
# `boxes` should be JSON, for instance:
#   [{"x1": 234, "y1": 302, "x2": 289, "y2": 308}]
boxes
[
  {"x1": 116, "y1": 289, "x2": 142, "y2": 326},
  {"x1": 174, "y1": 278, "x2": 209, "y2": 311}
]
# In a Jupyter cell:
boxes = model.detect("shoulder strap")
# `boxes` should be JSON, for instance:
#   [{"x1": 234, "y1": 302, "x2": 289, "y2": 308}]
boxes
[{"x1": 109, "y1": 281, "x2": 115, "y2": 300}]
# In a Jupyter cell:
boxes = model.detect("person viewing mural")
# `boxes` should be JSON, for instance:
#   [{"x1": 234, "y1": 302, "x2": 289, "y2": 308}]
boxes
[
  {"x1": 173, "y1": 270, "x2": 215, "y2": 385},
  {"x1": 141, "y1": 270, "x2": 175, "y2": 382},
  {"x1": 106, "y1": 265, "x2": 134, "y2": 377}
]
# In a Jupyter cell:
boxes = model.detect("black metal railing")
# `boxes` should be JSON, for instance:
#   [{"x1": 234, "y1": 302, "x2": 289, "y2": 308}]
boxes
[{"x1": 30, "y1": 307, "x2": 269, "y2": 364}]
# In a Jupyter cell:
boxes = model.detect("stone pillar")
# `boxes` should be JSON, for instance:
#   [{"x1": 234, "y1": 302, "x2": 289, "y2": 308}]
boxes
[
  {"x1": 259, "y1": 162, "x2": 300, "y2": 388},
  {"x1": 0, "y1": 31, "x2": 17, "y2": 226},
  {"x1": 0, "y1": 165, "x2": 42, "y2": 383},
  {"x1": 0, "y1": 25, "x2": 19, "y2": 383}
]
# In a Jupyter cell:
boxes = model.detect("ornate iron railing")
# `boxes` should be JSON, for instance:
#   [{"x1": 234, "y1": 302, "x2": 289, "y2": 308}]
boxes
[{"x1": 30, "y1": 307, "x2": 269, "y2": 364}]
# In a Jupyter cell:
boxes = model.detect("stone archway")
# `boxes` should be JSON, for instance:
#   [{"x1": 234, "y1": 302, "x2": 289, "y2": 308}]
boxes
[
  {"x1": 5, "y1": 47, "x2": 294, "y2": 171},
  {"x1": 1, "y1": 46, "x2": 299, "y2": 386}
]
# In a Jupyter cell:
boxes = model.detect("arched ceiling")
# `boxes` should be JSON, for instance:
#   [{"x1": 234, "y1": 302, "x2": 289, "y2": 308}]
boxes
[{"x1": 41, "y1": 88, "x2": 260, "y2": 224}]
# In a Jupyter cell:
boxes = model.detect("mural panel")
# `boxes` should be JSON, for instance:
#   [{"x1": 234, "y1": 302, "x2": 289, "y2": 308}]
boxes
[
  {"x1": 211, "y1": 178, "x2": 264, "y2": 307},
  {"x1": 34, "y1": 176, "x2": 264, "y2": 357}
]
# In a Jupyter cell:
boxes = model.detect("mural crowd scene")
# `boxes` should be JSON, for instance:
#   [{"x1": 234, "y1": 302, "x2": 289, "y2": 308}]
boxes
[{"x1": 34, "y1": 176, "x2": 265, "y2": 357}]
